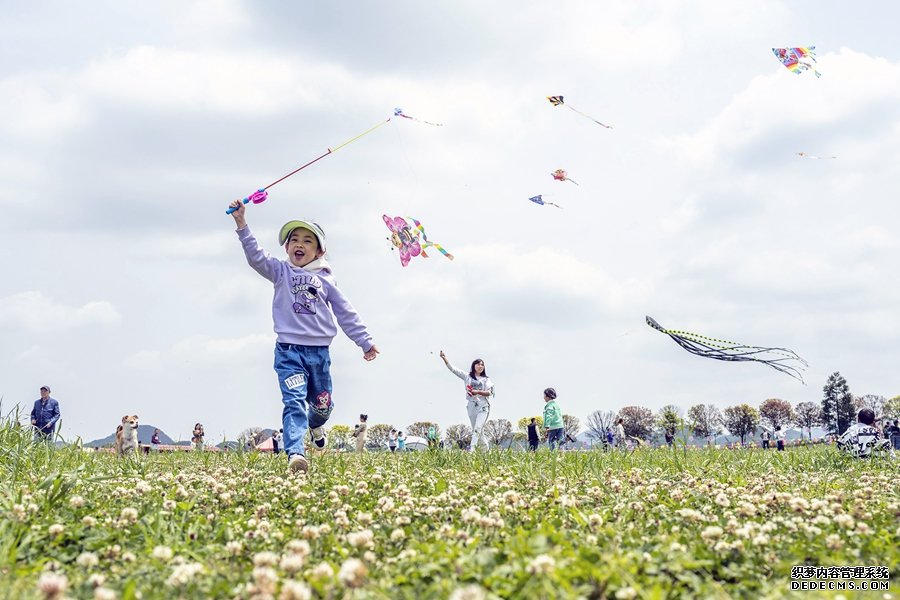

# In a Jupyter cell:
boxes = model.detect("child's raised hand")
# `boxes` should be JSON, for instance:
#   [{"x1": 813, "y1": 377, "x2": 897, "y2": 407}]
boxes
[
  {"x1": 228, "y1": 199, "x2": 247, "y2": 227},
  {"x1": 439, "y1": 350, "x2": 447, "y2": 360},
  {"x1": 363, "y1": 345, "x2": 379, "y2": 361}
]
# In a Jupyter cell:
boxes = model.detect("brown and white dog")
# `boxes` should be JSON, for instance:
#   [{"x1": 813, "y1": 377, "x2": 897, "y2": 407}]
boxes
[{"x1": 115, "y1": 415, "x2": 140, "y2": 455}]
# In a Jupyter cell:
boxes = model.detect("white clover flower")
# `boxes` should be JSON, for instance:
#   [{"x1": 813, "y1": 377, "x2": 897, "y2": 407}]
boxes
[
  {"x1": 93, "y1": 586, "x2": 117, "y2": 600},
  {"x1": 346, "y1": 529, "x2": 374, "y2": 549},
  {"x1": 69, "y1": 495, "x2": 85, "y2": 508},
  {"x1": 357, "y1": 512, "x2": 373, "y2": 526},
  {"x1": 338, "y1": 558, "x2": 367, "y2": 588},
  {"x1": 363, "y1": 551, "x2": 376, "y2": 563},
  {"x1": 120, "y1": 507, "x2": 139, "y2": 523},
  {"x1": 280, "y1": 553, "x2": 305, "y2": 574},
  {"x1": 87, "y1": 574, "x2": 106, "y2": 588},
  {"x1": 714, "y1": 493, "x2": 730, "y2": 508},
  {"x1": 834, "y1": 514, "x2": 855, "y2": 529},
  {"x1": 253, "y1": 551, "x2": 280, "y2": 567},
  {"x1": 615, "y1": 587, "x2": 638, "y2": 600},
  {"x1": 152, "y1": 546, "x2": 174, "y2": 561},
  {"x1": 588, "y1": 513, "x2": 604, "y2": 528},
  {"x1": 279, "y1": 580, "x2": 312, "y2": 600},
  {"x1": 136, "y1": 481, "x2": 152, "y2": 494},
  {"x1": 310, "y1": 562, "x2": 334, "y2": 580},
  {"x1": 165, "y1": 562, "x2": 204, "y2": 587},
  {"x1": 37, "y1": 572, "x2": 68, "y2": 599},
  {"x1": 252, "y1": 566, "x2": 278, "y2": 595},
  {"x1": 163, "y1": 500, "x2": 176, "y2": 511},
  {"x1": 48, "y1": 524, "x2": 65, "y2": 536},
  {"x1": 701, "y1": 526, "x2": 724, "y2": 541},
  {"x1": 526, "y1": 554, "x2": 555, "y2": 575},
  {"x1": 449, "y1": 584, "x2": 487, "y2": 600},
  {"x1": 225, "y1": 541, "x2": 243, "y2": 555},
  {"x1": 76, "y1": 552, "x2": 99, "y2": 567},
  {"x1": 390, "y1": 528, "x2": 406, "y2": 542}
]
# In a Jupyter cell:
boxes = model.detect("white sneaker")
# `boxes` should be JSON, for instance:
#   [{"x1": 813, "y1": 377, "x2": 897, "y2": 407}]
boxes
[
  {"x1": 311, "y1": 427, "x2": 327, "y2": 449},
  {"x1": 288, "y1": 454, "x2": 308, "y2": 474}
]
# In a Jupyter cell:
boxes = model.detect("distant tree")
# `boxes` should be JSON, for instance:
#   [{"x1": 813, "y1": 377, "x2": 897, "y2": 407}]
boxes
[
  {"x1": 822, "y1": 372, "x2": 854, "y2": 435},
  {"x1": 759, "y1": 398, "x2": 795, "y2": 431},
  {"x1": 687, "y1": 404, "x2": 723, "y2": 443},
  {"x1": 854, "y1": 394, "x2": 886, "y2": 421},
  {"x1": 328, "y1": 425, "x2": 352, "y2": 450},
  {"x1": 366, "y1": 424, "x2": 393, "y2": 449},
  {"x1": 562, "y1": 415, "x2": 581, "y2": 441},
  {"x1": 483, "y1": 419, "x2": 513, "y2": 446},
  {"x1": 884, "y1": 396, "x2": 900, "y2": 422},
  {"x1": 657, "y1": 405, "x2": 681, "y2": 438},
  {"x1": 793, "y1": 402, "x2": 822, "y2": 440},
  {"x1": 721, "y1": 404, "x2": 760, "y2": 445},
  {"x1": 237, "y1": 427, "x2": 265, "y2": 450},
  {"x1": 445, "y1": 424, "x2": 472, "y2": 448},
  {"x1": 617, "y1": 406, "x2": 655, "y2": 441},
  {"x1": 584, "y1": 410, "x2": 615, "y2": 442},
  {"x1": 517, "y1": 416, "x2": 547, "y2": 441},
  {"x1": 407, "y1": 421, "x2": 440, "y2": 440}
]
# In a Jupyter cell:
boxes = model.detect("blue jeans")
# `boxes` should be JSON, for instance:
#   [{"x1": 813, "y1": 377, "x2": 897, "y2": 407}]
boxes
[
  {"x1": 547, "y1": 428, "x2": 564, "y2": 450},
  {"x1": 274, "y1": 343, "x2": 334, "y2": 457}
]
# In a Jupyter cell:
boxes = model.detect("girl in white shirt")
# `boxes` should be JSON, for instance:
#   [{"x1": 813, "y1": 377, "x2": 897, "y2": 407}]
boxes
[{"x1": 440, "y1": 351, "x2": 494, "y2": 450}]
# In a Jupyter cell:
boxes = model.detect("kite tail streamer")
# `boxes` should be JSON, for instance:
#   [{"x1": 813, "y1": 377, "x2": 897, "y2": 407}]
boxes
[
  {"x1": 407, "y1": 217, "x2": 454, "y2": 260},
  {"x1": 225, "y1": 117, "x2": 393, "y2": 215},
  {"x1": 566, "y1": 105, "x2": 613, "y2": 129},
  {"x1": 394, "y1": 108, "x2": 443, "y2": 127}
]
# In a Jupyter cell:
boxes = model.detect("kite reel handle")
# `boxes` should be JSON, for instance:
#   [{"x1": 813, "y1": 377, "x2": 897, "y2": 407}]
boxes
[{"x1": 225, "y1": 189, "x2": 268, "y2": 215}]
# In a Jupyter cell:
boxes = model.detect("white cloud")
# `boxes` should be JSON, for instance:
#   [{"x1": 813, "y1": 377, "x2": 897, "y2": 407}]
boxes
[
  {"x1": 172, "y1": 333, "x2": 273, "y2": 362},
  {"x1": 0, "y1": 292, "x2": 121, "y2": 333},
  {"x1": 0, "y1": 77, "x2": 86, "y2": 139}
]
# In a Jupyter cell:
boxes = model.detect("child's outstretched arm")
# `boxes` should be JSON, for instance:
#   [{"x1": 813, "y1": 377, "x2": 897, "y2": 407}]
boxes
[{"x1": 439, "y1": 351, "x2": 467, "y2": 381}]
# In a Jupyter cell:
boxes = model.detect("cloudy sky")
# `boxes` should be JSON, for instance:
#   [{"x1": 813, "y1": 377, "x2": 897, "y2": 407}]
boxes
[{"x1": 2, "y1": 0, "x2": 899, "y2": 443}]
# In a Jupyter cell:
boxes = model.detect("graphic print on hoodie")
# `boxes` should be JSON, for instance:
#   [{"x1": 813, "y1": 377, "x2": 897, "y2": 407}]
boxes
[{"x1": 291, "y1": 274, "x2": 323, "y2": 315}]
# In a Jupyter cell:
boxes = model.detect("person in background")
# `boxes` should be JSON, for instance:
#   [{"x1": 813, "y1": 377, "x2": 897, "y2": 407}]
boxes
[
  {"x1": 837, "y1": 409, "x2": 892, "y2": 458},
  {"x1": 151, "y1": 429, "x2": 161, "y2": 450},
  {"x1": 389, "y1": 428, "x2": 398, "y2": 452},
  {"x1": 439, "y1": 351, "x2": 494, "y2": 450},
  {"x1": 352, "y1": 414, "x2": 369, "y2": 452},
  {"x1": 775, "y1": 425, "x2": 786, "y2": 451},
  {"x1": 272, "y1": 428, "x2": 283, "y2": 454},
  {"x1": 397, "y1": 430, "x2": 406, "y2": 452},
  {"x1": 527, "y1": 418, "x2": 540, "y2": 452},
  {"x1": 31, "y1": 386, "x2": 60, "y2": 443},
  {"x1": 615, "y1": 418, "x2": 627, "y2": 450},
  {"x1": 760, "y1": 429, "x2": 771, "y2": 449}
]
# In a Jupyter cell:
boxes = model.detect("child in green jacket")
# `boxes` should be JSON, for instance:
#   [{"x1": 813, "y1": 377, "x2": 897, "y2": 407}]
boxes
[{"x1": 543, "y1": 388, "x2": 564, "y2": 450}]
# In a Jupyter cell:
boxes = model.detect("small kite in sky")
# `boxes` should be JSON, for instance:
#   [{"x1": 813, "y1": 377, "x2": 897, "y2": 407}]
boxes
[
  {"x1": 383, "y1": 215, "x2": 453, "y2": 267},
  {"x1": 645, "y1": 315, "x2": 808, "y2": 384},
  {"x1": 394, "y1": 108, "x2": 443, "y2": 127},
  {"x1": 528, "y1": 195, "x2": 562, "y2": 209},
  {"x1": 772, "y1": 47, "x2": 821, "y2": 78},
  {"x1": 547, "y1": 95, "x2": 612, "y2": 128},
  {"x1": 797, "y1": 152, "x2": 836, "y2": 159},
  {"x1": 552, "y1": 169, "x2": 579, "y2": 185}
]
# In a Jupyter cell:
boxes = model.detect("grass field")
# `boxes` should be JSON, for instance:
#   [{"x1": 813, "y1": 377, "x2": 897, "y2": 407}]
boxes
[{"x1": 1, "y1": 418, "x2": 898, "y2": 599}]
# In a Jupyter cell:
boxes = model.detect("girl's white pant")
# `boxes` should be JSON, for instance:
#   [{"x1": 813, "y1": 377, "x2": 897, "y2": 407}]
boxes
[{"x1": 467, "y1": 398, "x2": 491, "y2": 450}]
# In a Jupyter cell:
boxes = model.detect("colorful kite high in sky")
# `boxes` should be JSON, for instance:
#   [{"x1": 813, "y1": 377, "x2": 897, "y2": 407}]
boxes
[
  {"x1": 551, "y1": 169, "x2": 578, "y2": 185},
  {"x1": 796, "y1": 152, "x2": 837, "y2": 159},
  {"x1": 383, "y1": 215, "x2": 453, "y2": 267},
  {"x1": 645, "y1": 316, "x2": 808, "y2": 383},
  {"x1": 528, "y1": 195, "x2": 562, "y2": 209},
  {"x1": 772, "y1": 47, "x2": 821, "y2": 78},
  {"x1": 547, "y1": 95, "x2": 612, "y2": 128}
]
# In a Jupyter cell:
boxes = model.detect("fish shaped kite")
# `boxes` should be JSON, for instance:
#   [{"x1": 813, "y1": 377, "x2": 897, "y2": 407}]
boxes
[
  {"x1": 772, "y1": 47, "x2": 821, "y2": 78},
  {"x1": 645, "y1": 316, "x2": 808, "y2": 384},
  {"x1": 547, "y1": 95, "x2": 612, "y2": 129},
  {"x1": 796, "y1": 152, "x2": 836, "y2": 159},
  {"x1": 383, "y1": 215, "x2": 453, "y2": 267},
  {"x1": 552, "y1": 169, "x2": 578, "y2": 185},
  {"x1": 528, "y1": 195, "x2": 562, "y2": 209},
  {"x1": 394, "y1": 108, "x2": 443, "y2": 127}
]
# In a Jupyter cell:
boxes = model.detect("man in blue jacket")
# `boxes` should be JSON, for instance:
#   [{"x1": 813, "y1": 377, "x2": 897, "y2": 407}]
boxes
[{"x1": 30, "y1": 386, "x2": 60, "y2": 442}]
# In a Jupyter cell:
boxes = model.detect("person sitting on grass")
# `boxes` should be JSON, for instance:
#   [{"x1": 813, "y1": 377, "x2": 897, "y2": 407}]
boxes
[{"x1": 837, "y1": 408, "x2": 893, "y2": 458}]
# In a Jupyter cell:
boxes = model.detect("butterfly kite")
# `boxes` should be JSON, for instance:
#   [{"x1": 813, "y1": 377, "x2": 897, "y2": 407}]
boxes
[
  {"x1": 772, "y1": 47, "x2": 821, "y2": 78},
  {"x1": 225, "y1": 108, "x2": 442, "y2": 215},
  {"x1": 547, "y1": 96, "x2": 612, "y2": 129},
  {"x1": 796, "y1": 152, "x2": 836, "y2": 159},
  {"x1": 552, "y1": 169, "x2": 578, "y2": 185},
  {"x1": 645, "y1": 316, "x2": 808, "y2": 383},
  {"x1": 383, "y1": 215, "x2": 454, "y2": 267},
  {"x1": 528, "y1": 195, "x2": 562, "y2": 209}
]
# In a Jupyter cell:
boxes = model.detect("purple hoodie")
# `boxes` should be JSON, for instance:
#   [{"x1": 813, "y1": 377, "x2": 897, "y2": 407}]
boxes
[{"x1": 237, "y1": 226, "x2": 373, "y2": 350}]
